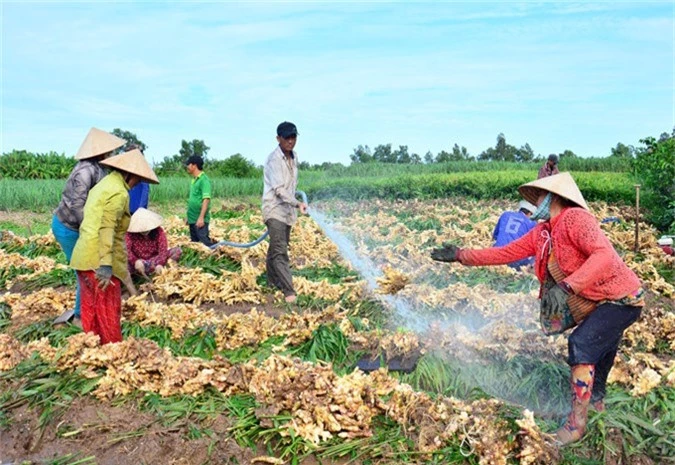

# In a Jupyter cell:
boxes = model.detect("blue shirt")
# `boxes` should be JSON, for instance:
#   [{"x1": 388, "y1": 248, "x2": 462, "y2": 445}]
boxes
[
  {"x1": 128, "y1": 182, "x2": 150, "y2": 214},
  {"x1": 492, "y1": 211, "x2": 537, "y2": 268}
]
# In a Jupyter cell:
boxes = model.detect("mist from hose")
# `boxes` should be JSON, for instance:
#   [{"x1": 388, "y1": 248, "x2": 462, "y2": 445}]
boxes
[
  {"x1": 309, "y1": 208, "x2": 428, "y2": 333},
  {"x1": 308, "y1": 205, "x2": 569, "y2": 417}
]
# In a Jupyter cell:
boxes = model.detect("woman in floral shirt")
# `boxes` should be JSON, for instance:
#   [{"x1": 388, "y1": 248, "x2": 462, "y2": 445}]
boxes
[{"x1": 126, "y1": 208, "x2": 181, "y2": 276}]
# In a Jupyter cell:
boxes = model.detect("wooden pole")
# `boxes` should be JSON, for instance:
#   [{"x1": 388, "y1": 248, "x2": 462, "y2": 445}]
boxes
[{"x1": 634, "y1": 184, "x2": 641, "y2": 252}]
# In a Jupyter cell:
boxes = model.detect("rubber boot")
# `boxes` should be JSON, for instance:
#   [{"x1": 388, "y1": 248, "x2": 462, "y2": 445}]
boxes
[
  {"x1": 590, "y1": 349, "x2": 616, "y2": 413},
  {"x1": 591, "y1": 399, "x2": 605, "y2": 412},
  {"x1": 556, "y1": 364, "x2": 595, "y2": 445}
]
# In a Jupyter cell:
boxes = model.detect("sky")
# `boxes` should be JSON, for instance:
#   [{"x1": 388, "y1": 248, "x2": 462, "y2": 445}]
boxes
[{"x1": 1, "y1": 1, "x2": 673, "y2": 167}]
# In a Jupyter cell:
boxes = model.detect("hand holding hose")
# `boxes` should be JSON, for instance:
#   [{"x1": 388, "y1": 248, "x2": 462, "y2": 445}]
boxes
[
  {"x1": 298, "y1": 202, "x2": 308, "y2": 215},
  {"x1": 430, "y1": 243, "x2": 462, "y2": 263}
]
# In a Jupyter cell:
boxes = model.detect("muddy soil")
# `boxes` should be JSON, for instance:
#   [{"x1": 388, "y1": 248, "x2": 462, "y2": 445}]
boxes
[
  {"x1": 0, "y1": 398, "x2": 254, "y2": 465},
  {"x1": 0, "y1": 398, "x2": 353, "y2": 465}
]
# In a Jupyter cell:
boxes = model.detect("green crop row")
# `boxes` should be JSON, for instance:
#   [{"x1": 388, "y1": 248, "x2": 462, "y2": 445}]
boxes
[
  {"x1": 306, "y1": 171, "x2": 637, "y2": 204},
  {"x1": 1, "y1": 151, "x2": 634, "y2": 181},
  {"x1": 0, "y1": 170, "x2": 636, "y2": 212}
]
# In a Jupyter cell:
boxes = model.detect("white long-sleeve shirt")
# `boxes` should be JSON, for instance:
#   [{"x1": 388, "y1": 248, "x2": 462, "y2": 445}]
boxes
[{"x1": 262, "y1": 145, "x2": 299, "y2": 225}]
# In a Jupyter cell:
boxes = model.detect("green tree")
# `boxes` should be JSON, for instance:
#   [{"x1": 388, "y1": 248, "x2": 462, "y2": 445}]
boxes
[
  {"x1": 633, "y1": 135, "x2": 675, "y2": 232},
  {"x1": 373, "y1": 144, "x2": 395, "y2": 163},
  {"x1": 516, "y1": 143, "x2": 535, "y2": 162},
  {"x1": 610, "y1": 142, "x2": 635, "y2": 158},
  {"x1": 394, "y1": 145, "x2": 411, "y2": 164},
  {"x1": 209, "y1": 153, "x2": 260, "y2": 178},
  {"x1": 479, "y1": 133, "x2": 518, "y2": 161},
  {"x1": 179, "y1": 139, "x2": 210, "y2": 161},
  {"x1": 451, "y1": 143, "x2": 471, "y2": 161},
  {"x1": 350, "y1": 145, "x2": 373, "y2": 164},
  {"x1": 559, "y1": 149, "x2": 578, "y2": 159},
  {"x1": 496, "y1": 133, "x2": 508, "y2": 160},
  {"x1": 436, "y1": 150, "x2": 452, "y2": 163},
  {"x1": 424, "y1": 151, "x2": 434, "y2": 164},
  {"x1": 154, "y1": 139, "x2": 210, "y2": 175},
  {"x1": 111, "y1": 128, "x2": 148, "y2": 153}
]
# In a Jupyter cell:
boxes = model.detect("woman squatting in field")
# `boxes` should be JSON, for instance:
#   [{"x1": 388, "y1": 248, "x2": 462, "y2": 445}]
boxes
[
  {"x1": 70, "y1": 149, "x2": 159, "y2": 344},
  {"x1": 431, "y1": 172, "x2": 644, "y2": 445},
  {"x1": 125, "y1": 208, "x2": 182, "y2": 277}
]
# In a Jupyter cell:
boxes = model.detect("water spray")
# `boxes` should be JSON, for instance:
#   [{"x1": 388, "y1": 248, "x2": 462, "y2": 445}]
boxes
[{"x1": 309, "y1": 201, "x2": 569, "y2": 415}]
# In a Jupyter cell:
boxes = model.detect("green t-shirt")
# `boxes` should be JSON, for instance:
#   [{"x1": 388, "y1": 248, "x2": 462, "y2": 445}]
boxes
[{"x1": 187, "y1": 172, "x2": 211, "y2": 224}]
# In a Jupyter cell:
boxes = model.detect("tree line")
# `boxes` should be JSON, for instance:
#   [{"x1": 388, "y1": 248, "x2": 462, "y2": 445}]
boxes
[
  {"x1": 0, "y1": 128, "x2": 671, "y2": 232},
  {"x1": 348, "y1": 132, "x2": 641, "y2": 165}
]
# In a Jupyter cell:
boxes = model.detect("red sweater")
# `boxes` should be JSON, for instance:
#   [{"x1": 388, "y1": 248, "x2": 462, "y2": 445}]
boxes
[{"x1": 459, "y1": 207, "x2": 641, "y2": 302}]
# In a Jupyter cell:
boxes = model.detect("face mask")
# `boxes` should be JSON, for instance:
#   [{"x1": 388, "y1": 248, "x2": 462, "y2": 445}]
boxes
[{"x1": 531, "y1": 193, "x2": 552, "y2": 221}]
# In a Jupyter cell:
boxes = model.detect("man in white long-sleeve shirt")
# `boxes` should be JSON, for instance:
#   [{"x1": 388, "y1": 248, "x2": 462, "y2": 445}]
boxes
[{"x1": 262, "y1": 121, "x2": 308, "y2": 303}]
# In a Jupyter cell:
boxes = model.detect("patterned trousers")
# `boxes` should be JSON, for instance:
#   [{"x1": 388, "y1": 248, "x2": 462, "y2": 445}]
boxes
[{"x1": 77, "y1": 270, "x2": 122, "y2": 345}]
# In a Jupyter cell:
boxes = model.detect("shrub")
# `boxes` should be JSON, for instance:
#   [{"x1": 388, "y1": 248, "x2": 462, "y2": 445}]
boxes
[
  {"x1": 208, "y1": 154, "x2": 262, "y2": 178},
  {"x1": 633, "y1": 136, "x2": 675, "y2": 233},
  {"x1": 0, "y1": 150, "x2": 75, "y2": 179}
]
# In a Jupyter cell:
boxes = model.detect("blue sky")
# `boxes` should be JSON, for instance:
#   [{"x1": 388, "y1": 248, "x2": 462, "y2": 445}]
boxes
[{"x1": 1, "y1": 1, "x2": 673, "y2": 167}]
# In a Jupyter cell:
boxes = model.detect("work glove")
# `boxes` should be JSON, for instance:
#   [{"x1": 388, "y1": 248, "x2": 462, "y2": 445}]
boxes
[
  {"x1": 430, "y1": 243, "x2": 462, "y2": 263},
  {"x1": 541, "y1": 283, "x2": 570, "y2": 317},
  {"x1": 95, "y1": 265, "x2": 113, "y2": 290}
]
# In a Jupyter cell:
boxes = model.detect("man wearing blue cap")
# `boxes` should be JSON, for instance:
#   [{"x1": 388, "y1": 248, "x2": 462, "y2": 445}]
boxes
[{"x1": 262, "y1": 121, "x2": 308, "y2": 303}]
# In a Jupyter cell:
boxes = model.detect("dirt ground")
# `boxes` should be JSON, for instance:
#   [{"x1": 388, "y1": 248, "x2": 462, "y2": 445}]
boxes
[
  {"x1": 0, "y1": 399, "x2": 354, "y2": 465},
  {"x1": 0, "y1": 397, "x2": 255, "y2": 465},
  {"x1": 0, "y1": 280, "x2": 337, "y2": 465}
]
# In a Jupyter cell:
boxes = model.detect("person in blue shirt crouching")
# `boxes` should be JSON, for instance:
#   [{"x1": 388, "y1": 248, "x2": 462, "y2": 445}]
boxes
[{"x1": 492, "y1": 200, "x2": 537, "y2": 270}]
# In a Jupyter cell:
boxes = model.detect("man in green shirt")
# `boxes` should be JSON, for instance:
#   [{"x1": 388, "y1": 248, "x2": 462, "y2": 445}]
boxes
[{"x1": 185, "y1": 155, "x2": 214, "y2": 246}]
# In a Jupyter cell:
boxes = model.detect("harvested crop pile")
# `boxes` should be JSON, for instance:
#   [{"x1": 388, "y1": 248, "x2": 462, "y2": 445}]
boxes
[
  {"x1": 1, "y1": 332, "x2": 557, "y2": 464},
  {"x1": 376, "y1": 266, "x2": 410, "y2": 294},
  {"x1": 0, "y1": 287, "x2": 74, "y2": 328}
]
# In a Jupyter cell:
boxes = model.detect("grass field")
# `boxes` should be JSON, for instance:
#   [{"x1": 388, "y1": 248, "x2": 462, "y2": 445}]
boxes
[{"x1": 0, "y1": 168, "x2": 638, "y2": 212}]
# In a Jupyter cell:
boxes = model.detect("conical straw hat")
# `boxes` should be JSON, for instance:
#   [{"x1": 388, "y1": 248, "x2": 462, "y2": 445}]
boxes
[
  {"x1": 100, "y1": 149, "x2": 159, "y2": 184},
  {"x1": 128, "y1": 208, "x2": 163, "y2": 233},
  {"x1": 518, "y1": 172, "x2": 589, "y2": 210},
  {"x1": 75, "y1": 127, "x2": 126, "y2": 160}
]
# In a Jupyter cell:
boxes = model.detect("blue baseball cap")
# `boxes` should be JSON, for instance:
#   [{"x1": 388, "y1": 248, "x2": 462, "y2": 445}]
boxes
[{"x1": 277, "y1": 121, "x2": 299, "y2": 138}]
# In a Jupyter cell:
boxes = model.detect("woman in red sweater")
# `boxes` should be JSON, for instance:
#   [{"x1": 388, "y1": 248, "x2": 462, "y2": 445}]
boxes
[
  {"x1": 126, "y1": 208, "x2": 181, "y2": 277},
  {"x1": 431, "y1": 172, "x2": 644, "y2": 445}
]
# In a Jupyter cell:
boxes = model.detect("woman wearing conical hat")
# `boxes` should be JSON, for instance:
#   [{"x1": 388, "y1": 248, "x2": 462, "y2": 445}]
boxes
[
  {"x1": 70, "y1": 149, "x2": 159, "y2": 345},
  {"x1": 52, "y1": 128, "x2": 126, "y2": 326},
  {"x1": 430, "y1": 172, "x2": 644, "y2": 445},
  {"x1": 125, "y1": 208, "x2": 181, "y2": 277}
]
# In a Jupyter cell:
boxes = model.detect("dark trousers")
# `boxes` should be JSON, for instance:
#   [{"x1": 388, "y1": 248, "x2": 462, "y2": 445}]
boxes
[
  {"x1": 265, "y1": 218, "x2": 294, "y2": 296},
  {"x1": 189, "y1": 223, "x2": 214, "y2": 247},
  {"x1": 568, "y1": 302, "x2": 642, "y2": 400}
]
